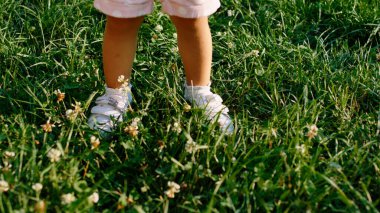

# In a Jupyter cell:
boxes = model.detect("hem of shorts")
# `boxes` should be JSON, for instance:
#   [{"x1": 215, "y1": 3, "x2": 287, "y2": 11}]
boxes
[
  {"x1": 161, "y1": 1, "x2": 221, "y2": 18},
  {"x1": 94, "y1": 1, "x2": 153, "y2": 18}
]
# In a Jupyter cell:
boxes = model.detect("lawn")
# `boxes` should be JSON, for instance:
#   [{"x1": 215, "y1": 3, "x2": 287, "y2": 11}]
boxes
[{"x1": 0, "y1": 0, "x2": 379, "y2": 212}]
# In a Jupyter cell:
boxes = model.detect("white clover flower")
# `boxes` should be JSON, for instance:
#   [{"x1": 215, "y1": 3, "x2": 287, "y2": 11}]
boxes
[
  {"x1": 170, "y1": 46, "x2": 179, "y2": 53},
  {"x1": 154, "y1": 24, "x2": 163, "y2": 32},
  {"x1": 184, "y1": 133, "x2": 208, "y2": 154},
  {"x1": 227, "y1": 42, "x2": 234, "y2": 49},
  {"x1": 140, "y1": 185, "x2": 149, "y2": 193},
  {"x1": 271, "y1": 128, "x2": 277, "y2": 138},
  {"x1": 117, "y1": 75, "x2": 125, "y2": 83},
  {"x1": 47, "y1": 148, "x2": 61, "y2": 162},
  {"x1": 184, "y1": 162, "x2": 193, "y2": 170},
  {"x1": 131, "y1": 117, "x2": 141, "y2": 127},
  {"x1": 252, "y1": 49, "x2": 260, "y2": 57},
  {"x1": 227, "y1": 10, "x2": 234, "y2": 17},
  {"x1": 164, "y1": 181, "x2": 180, "y2": 198},
  {"x1": 88, "y1": 192, "x2": 99, "y2": 203},
  {"x1": 117, "y1": 75, "x2": 130, "y2": 92},
  {"x1": 0, "y1": 180, "x2": 9, "y2": 192},
  {"x1": 73, "y1": 102, "x2": 82, "y2": 114},
  {"x1": 172, "y1": 122, "x2": 182, "y2": 134},
  {"x1": 4, "y1": 151, "x2": 15, "y2": 158},
  {"x1": 61, "y1": 193, "x2": 76, "y2": 205},
  {"x1": 151, "y1": 34, "x2": 158, "y2": 42},
  {"x1": 65, "y1": 109, "x2": 77, "y2": 120},
  {"x1": 306, "y1": 124, "x2": 318, "y2": 139},
  {"x1": 90, "y1": 136, "x2": 100, "y2": 150},
  {"x1": 32, "y1": 183, "x2": 43, "y2": 192},
  {"x1": 0, "y1": 161, "x2": 12, "y2": 171},
  {"x1": 295, "y1": 144, "x2": 307, "y2": 155},
  {"x1": 41, "y1": 119, "x2": 55, "y2": 133},
  {"x1": 185, "y1": 140, "x2": 197, "y2": 154},
  {"x1": 54, "y1": 89, "x2": 65, "y2": 102},
  {"x1": 65, "y1": 102, "x2": 83, "y2": 121},
  {"x1": 124, "y1": 125, "x2": 139, "y2": 137},
  {"x1": 183, "y1": 104, "x2": 191, "y2": 112}
]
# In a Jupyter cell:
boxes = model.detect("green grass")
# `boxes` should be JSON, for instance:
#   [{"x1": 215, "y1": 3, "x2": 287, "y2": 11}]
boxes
[{"x1": 0, "y1": 0, "x2": 379, "y2": 212}]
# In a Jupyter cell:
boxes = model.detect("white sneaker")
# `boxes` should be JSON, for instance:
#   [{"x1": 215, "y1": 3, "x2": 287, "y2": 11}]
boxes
[
  {"x1": 88, "y1": 85, "x2": 132, "y2": 132},
  {"x1": 184, "y1": 83, "x2": 234, "y2": 134}
]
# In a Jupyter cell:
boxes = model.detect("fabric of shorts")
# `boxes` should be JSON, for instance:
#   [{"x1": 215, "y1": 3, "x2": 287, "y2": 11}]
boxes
[{"x1": 93, "y1": 0, "x2": 221, "y2": 19}]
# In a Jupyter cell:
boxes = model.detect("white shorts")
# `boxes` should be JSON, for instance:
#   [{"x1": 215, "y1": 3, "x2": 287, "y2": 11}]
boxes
[{"x1": 94, "y1": 0, "x2": 221, "y2": 18}]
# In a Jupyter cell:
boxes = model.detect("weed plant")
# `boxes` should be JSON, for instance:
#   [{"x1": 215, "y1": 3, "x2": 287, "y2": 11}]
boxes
[{"x1": 0, "y1": 0, "x2": 379, "y2": 212}]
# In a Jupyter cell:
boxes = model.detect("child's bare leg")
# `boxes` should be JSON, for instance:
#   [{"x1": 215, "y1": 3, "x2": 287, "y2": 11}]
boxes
[
  {"x1": 170, "y1": 16, "x2": 212, "y2": 86},
  {"x1": 103, "y1": 16, "x2": 144, "y2": 88}
]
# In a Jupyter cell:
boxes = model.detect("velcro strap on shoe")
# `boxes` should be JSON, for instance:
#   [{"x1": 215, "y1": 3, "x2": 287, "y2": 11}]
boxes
[{"x1": 91, "y1": 105, "x2": 122, "y2": 118}]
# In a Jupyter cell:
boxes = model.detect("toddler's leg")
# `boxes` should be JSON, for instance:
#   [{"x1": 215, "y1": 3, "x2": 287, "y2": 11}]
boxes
[
  {"x1": 88, "y1": 16, "x2": 143, "y2": 133},
  {"x1": 103, "y1": 16, "x2": 144, "y2": 88},
  {"x1": 171, "y1": 16, "x2": 234, "y2": 134},
  {"x1": 170, "y1": 16, "x2": 212, "y2": 86}
]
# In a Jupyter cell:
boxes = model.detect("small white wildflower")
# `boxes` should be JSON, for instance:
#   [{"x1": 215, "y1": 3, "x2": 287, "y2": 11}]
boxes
[
  {"x1": 65, "y1": 109, "x2": 77, "y2": 120},
  {"x1": 121, "y1": 82, "x2": 130, "y2": 92},
  {"x1": 172, "y1": 33, "x2": 177, "y2": 39},
  {"x1": 0, "y1": 180, "x2": 9, "y2": 192},
  {"x1": 295, "y1": 144, "x2": 307, "y2": 155},
  {"x1": 90, "y1": 136, "x2": 100, "y2": 150},
  {"x1": 0, "y1": 161, "x2": 12, "y2": 172},
  {"x1": 151, "y1": 34, "x2": 158, "y2": 42},
  {"x1": 140, "y1": 185, "x2": 149, "y2": 193},
  {"x1": 88, "y1": 192, "x2": 99, "y2": 204},
  {"x1": 124, "y1": 125, "x2": 139, "y2": 137},
  {"x1": 185, "y1": 140, "x2": 197, "y2": 154},
  {"x1": 47, "y1": 148, "x2": 61, "y2": 162},
  {"x1": 117, "y1": 75, "x2": 125, "y2": 83},
  {"x1": 184, "y1": 162, "x2": 193, "y2": 170},
  {"x1": 170, "y1": 46, "x2": 179, "y2": 53},
  {"x1": 131, "y1": 117, "x2": 141, "y2": 127},
  {"x1": 73, "y1": 102, "x2": 82, "y2": 114},
  {"x1": 216, "y1": 31, "x2": 222, "y2": 36},
  {"x1": 32, "y1": 183, "x2": 43, "y2": 192},
  {"x1": 165, "y1": 181, "x2": 180, "y2": 198},
  {"x1": 54, "y1": 89, "x2": 65, "y2": 102},
  {"x1": 155, "y1": 24, "x2": 163, "y2": 32},
  {"x1": 117, "y1": 75, "x2": 130, "y2": 92},
  {"x1": 41, "y1": 119, "x2": 55, "y2": 133},
  {"x1": 4, "y1": 151, "x2": 15, "y2": 158},
  {"x1": 271, "y1": 128, "x2": 277, "y2": 138},
  {"x1": 227, "y1": 42, "x2": 234, "y2": 49},
  {"x1": 65, "y1": 102, "x2": 83, "y2": 121},
  {"x1": 61, "y1": 193, "x2": 76, "y2": 205},
  {"x1": 183, "y1": 104, "x2": 191, "y2": 112},
  {"x1": 252, "y1": 49, "x2": 260, "y2": 57},
  {"x1": 306, "y1": 124, "x2": 318, "y2": 139},
  {"x1": 227, "y1": 10, "x2": 234, "y2": 17},
  {"x1": 184, "y1": 133, "x2": 208, "y2": 154},
  {"x1": 172, "y1": 122, "x2": 182, "y2": 134}
]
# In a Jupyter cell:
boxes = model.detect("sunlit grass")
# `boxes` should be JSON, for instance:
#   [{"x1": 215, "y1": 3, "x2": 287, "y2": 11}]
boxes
[{"x1": 0, "y1": 0, "x2": 379, "y2": 212}]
